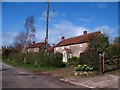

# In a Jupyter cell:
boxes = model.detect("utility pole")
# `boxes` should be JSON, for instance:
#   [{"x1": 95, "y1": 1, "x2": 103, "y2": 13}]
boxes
[{"x1": 45, "y1": 0, "x2": 50, "y2": 53}]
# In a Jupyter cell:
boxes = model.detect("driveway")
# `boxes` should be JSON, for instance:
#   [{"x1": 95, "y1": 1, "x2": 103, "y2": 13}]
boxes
[{"x1": 2, "y1": 62, "x2": 85, "y2": 88}]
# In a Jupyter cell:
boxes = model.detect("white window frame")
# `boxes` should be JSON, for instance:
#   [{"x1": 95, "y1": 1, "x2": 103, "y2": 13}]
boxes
[
  {"x1": 62, "y1": 46, "x2": 64, "y2": 49},
  {"x1": 67, "y1": 46, "x2": 70, "y2": 49},
  {"x1": 79, "y1": 43, "x2": 83, "y2": 47}
]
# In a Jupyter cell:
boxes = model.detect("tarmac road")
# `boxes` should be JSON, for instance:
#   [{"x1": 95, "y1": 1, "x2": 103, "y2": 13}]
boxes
[{"x1": 2, "y1": 62, "x2": 85, "y2": 88}]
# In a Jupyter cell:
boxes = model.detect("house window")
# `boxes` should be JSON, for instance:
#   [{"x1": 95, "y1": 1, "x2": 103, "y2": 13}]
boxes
[
  {"x1": 68, "y1": 52, "x2": 72, "y2": 58},
  {"x1": 67, "y1": 46, "x2": 70, "y2": 49},
  {"x1": 79, "y1": 43, "x2": 83, "y2": 47}
]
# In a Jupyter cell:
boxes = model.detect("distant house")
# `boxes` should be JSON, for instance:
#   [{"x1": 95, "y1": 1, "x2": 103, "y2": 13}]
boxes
[
  {"x1": 112, "y1": 44, "x2": 120, "y2": 48},
  {"x1": 22, "y1": 41, "x2": 51, "y2": 53},
  {"x1": 48, "y1": 44, "x2": 56, "y2": 52},
  {"x1": 51, "y1": 31, "x2": 102, "y2": 62}
]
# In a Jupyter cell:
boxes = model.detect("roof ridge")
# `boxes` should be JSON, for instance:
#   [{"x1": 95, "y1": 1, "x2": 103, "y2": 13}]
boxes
[
  {"x1": 55, "y1": 31, "x2": 101, "y2": 47},
  {"x1": 63, "y1": 31, "x2": 101, "y2": 41}
]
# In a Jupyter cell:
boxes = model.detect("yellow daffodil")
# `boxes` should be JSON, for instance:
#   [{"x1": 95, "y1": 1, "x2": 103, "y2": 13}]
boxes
[{"x1": 78, "y1": 65, "x2": 81, "y2": 67}]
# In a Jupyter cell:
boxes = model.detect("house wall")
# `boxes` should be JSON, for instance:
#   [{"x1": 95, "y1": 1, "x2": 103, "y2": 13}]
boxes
[
  {"x1": 54, "y1": 43, "x2": 88, "y2": 57},
  {"x1": 27, "y1": 43, "x2": 51, "y2": 53},
  {"x1": 27, "y1": 48, "x2": 37, "y2": 53}
]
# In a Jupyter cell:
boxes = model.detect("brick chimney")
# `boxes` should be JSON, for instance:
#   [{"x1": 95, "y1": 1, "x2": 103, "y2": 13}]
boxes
[
  {"x1": 32, "y1": 41, "x2": 35, "y2": 44},
  {"x1": 61, "y1": 36, "x2": 65, "y2": 41},
  {"x1": 83, "y1": 31, "x2": 87, "y2": 35},
  {"x1": 53, "y1": 44, "x2": 55, "y2": 46}
]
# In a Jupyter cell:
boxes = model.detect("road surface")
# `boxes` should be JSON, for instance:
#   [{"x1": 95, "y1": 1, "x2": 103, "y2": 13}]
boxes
[{"x1": 2, "y1": 62, "x2": 85, "y2": 88}]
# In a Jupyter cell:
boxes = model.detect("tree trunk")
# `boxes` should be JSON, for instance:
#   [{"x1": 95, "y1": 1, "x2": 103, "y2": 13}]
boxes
[
  {"x1": 23, "y1": 58, "x2": 26, "y2": 64},
  {"x1": 34, "y1": 60, "x2": 37, "y2": 66}
]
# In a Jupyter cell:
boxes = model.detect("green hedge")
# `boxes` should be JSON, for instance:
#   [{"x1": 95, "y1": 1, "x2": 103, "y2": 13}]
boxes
[
  {"x1": 26, "y1": 52, "x2": 64, "y2": 68},
  {"x1": 7, "y1": 52, "x2": 64, "y2": 68},
  {"x1": 8, "y1": 52, "x2": 24, "y2": 62}
]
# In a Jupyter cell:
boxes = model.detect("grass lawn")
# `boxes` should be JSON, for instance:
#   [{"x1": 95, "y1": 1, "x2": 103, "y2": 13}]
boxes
[
  {"x1": 2, "y1": 59, "x2": 75, "y2": 78},
  {"x1": 3, "y1": 59, "x2": 58, "y2": 71}
]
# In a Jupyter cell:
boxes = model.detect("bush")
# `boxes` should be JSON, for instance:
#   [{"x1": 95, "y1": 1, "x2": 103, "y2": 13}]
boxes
[
  {"x1": 107, "y1": 44, "x2": 120, "y2": 58},
  {"x1": 25, "y1": 52, "x2": 64, "y2": 68},
  {"x1": 48, "y1": 52, "x2": 64, "y2": 67},
  {"x1": 6, "y1": 51, "x2": 64, "y2": 68},
  {"x1": 25, "y1": 53, "x2": 34, "y2": 64},
  {"x1": 2, "y1": 48, "x2": 18, "y2": 59},
  {"x1": 8, "y1": 52, "x2": 24, "y2": 62},
  {"x1": 2, "y1": 49, "x2": 11, "y2": 59},
  {"x1": 79, "y1": 49, "x2": 99, "y2": 69},
  {"x1": 66, "y1": 57, "x2": 79, "y2": 66}
]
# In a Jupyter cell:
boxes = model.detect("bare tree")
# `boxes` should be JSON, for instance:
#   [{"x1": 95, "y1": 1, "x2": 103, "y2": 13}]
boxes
[
  {"x1": 13, "y1": 32, "x2": 27, "y2": 51},
  {"x1": 24, "y1": 16, "x2": 36, "y2": 45}
]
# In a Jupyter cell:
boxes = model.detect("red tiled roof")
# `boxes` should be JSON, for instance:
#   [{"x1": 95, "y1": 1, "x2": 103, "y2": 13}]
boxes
[
  {"x1": 48, "y1": 44, "x2": 56, "y2": 52},
  {"x1": 112, "y1": 44, "x2": 120, "y2": 48},
  {"x1": 56, "y1": 31, "x2": 101, "y2": 47},
  {"x1": 27, "y1": 42, "x2": 45, "y2": 48}
]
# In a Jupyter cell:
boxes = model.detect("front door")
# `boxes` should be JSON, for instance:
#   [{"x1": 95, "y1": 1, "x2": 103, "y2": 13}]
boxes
[{"x1": 62, "y1": 51, "x2": 67, "y2": 63}]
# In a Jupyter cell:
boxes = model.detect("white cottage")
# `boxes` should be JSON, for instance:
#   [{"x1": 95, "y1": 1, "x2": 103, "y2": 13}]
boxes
[{"x1": 52, "y1": 31, "x2": 102, "y2": 62}]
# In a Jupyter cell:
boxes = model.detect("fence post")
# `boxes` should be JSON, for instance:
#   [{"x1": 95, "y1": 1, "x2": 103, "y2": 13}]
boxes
[
  {"x1": 99, "y1": 53, "x2": 104, "y2": 74},
  {"x1": 103, "y1": 51, "x2": 105, "y2": 73}
]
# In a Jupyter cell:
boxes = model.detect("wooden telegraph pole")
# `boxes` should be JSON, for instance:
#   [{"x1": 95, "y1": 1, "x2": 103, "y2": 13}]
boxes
[
  {"x1": 99, "y1": 52, "x2": 105, "y2": 74},
  {"x1": 45, "y1": 0, "x2": 50, "y2": 53}
]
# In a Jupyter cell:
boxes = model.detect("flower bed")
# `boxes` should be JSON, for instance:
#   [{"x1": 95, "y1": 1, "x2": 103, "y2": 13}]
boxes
[{"x1": 74, "y1": 64, "x2": 98, "y2": 77}]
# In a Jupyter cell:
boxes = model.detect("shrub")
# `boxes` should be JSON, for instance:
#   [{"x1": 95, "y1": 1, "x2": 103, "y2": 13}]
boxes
[
  {"x1": 2, "y1": 49, "x2": 11, "y2": 59},
  {"x1": 79, "y1": 49, "x2": 99, "y2": 69},
  {"x1": 47, "y1": 52, "x2": 64, "y2": 68},
  {"x1": 66, "y1": 57, "x2": 79, "y2": 66},
  {"x1": 6, "y1": 51, "x2": 64, "y2": 68},
  {"x1": 25, "y1": 52, "x2": 64, "y2": 68},
  {"x1": 8, "y1": 52, "x2": 23, "y2": 62},
  {"x1": 107, "y1": 44, "x2": 120, "y2": 58},
  {"x1": 2, "y1": 48, "x2": 18, "y2": 59},
  {"x1": 24, "y1": 53, "x2": 34, "y2": 64}
]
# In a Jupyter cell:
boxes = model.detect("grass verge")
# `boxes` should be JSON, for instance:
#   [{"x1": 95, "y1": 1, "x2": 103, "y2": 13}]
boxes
[{"x1": 3, "y1": 59, "x2": 58, "y2": 71}]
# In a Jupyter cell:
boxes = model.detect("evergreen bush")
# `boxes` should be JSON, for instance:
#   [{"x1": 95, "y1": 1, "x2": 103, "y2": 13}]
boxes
[{"x1": 79, "y1": 49, "x2": 99, "y2": 69}]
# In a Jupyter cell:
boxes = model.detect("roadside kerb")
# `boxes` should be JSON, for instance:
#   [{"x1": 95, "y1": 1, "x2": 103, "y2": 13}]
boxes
[{"x1": 59, "y1": 78, "x2": 95, "y2": 88}]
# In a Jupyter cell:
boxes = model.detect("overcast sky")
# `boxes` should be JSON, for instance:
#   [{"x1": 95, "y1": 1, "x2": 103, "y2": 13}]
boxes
[{"x1": 2, "y1": 2, "x2": 118, "y2": 46}]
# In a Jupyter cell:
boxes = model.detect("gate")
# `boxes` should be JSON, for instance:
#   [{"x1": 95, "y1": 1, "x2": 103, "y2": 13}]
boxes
[
  {"x1": 104, "y1": 56, "x2": 120, "y2": 72},
  {"x1": 99, "y1": 52, "x2": 120, "y2": 74}
]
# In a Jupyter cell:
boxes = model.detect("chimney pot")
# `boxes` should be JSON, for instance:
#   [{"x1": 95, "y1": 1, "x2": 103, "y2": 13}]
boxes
[
  {"x1": 83, "y1": 31, "x2": 87, "y2": 35},
  {"x1": 61, "y1": 36, "x2": 65, "y2": 41},
  {"x1": 32, "y1": 41, "x2": 35, "y2": 44},
  {"x1": 53, "y1": 44, "x2": 55, "y2": 46}
]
